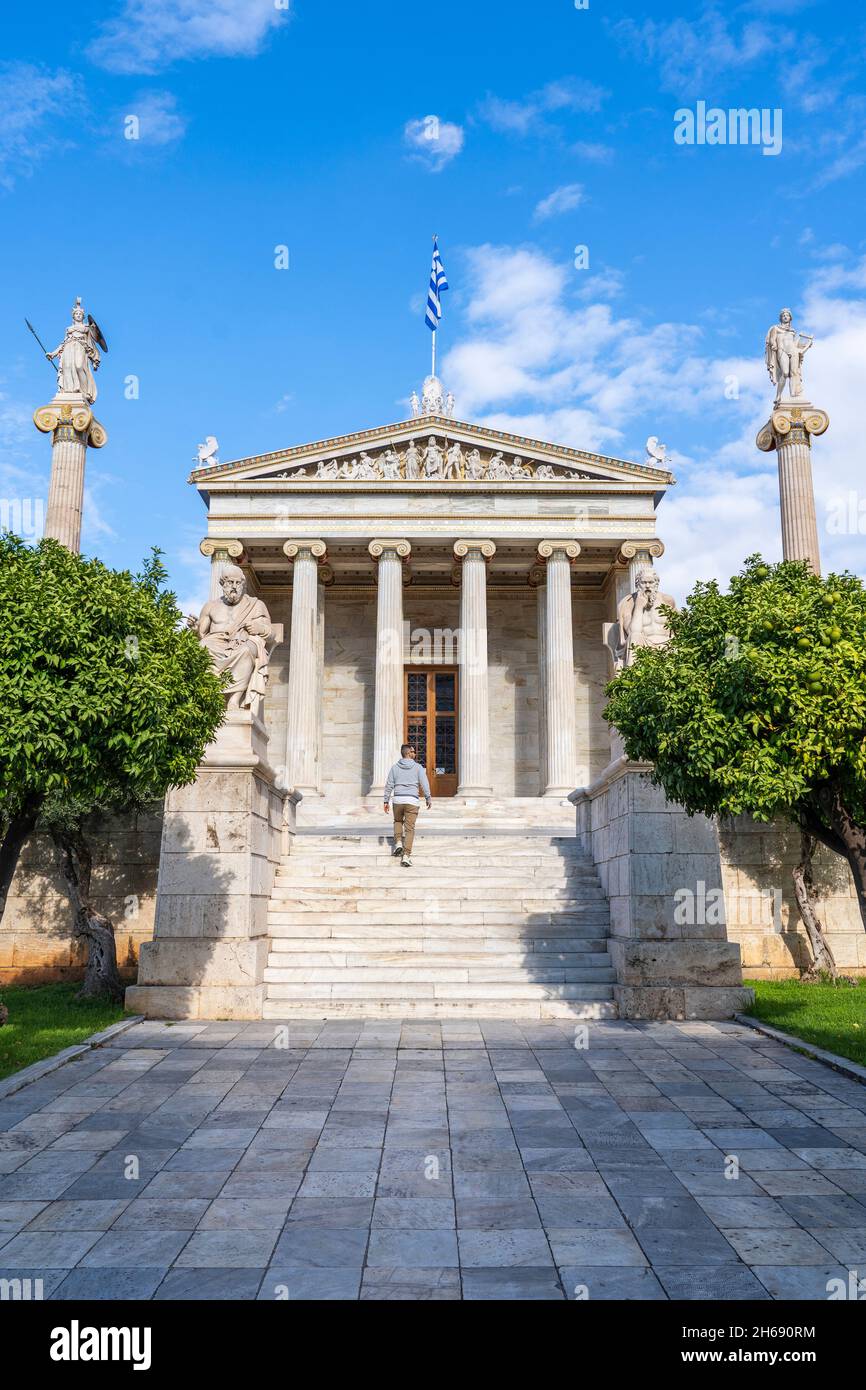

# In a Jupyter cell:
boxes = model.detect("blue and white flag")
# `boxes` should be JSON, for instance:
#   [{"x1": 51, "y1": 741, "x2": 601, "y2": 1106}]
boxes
[{"x1": 425, "y1": 237, "x2": 448, "y2": 331}]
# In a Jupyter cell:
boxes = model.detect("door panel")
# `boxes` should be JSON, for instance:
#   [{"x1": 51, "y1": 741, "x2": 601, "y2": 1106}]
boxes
[{"x1": 403, "y1": 667, "x2": 458, "y2": 797}]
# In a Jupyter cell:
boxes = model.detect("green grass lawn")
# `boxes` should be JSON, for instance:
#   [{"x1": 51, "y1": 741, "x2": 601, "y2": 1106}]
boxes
[
  {"x1": 745, "y1": 978, "x2": 866, "y2": 1068},
  {"x1": 0, "y1": 983, "x2": 128, "y2": 1082}
]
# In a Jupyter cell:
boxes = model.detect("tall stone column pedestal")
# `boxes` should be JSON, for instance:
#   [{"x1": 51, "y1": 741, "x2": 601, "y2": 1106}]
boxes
[
  {"x1": 33, "y1": 397, "x2": 108, "y2": 553},
  {"x1": 757, "y1": 403, "x2": 829, "y2": 573},
  {"x1": 126, "y1": 712, "x2": 300, "y2": 1020},
  {"x1": 570, "y1": 761, "x2": 753, "y2": 1020}
]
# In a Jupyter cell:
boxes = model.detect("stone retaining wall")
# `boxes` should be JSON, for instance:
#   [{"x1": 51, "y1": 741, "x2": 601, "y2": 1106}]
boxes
[{"x1": 0, "y1": 806, "x2": 163, "y2": 987}]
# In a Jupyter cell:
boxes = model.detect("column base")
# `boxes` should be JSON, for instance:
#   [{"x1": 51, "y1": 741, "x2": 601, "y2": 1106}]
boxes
[
  {"x1": 542, "y1": 785, "x2": 575, "y2": 799},
  {"x1": 456, "y1": 784, "x2": 493, "y2": 798}
]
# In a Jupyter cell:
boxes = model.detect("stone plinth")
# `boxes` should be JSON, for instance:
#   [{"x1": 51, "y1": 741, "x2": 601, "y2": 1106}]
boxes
[
  {"x1": 126, "y1": 712, "x2": 299, "y2": 1020},
  {"x1": 571, "y1": 759, "x2": 752, "y2": 1019},
  {"x1": 756, "y1": 403, "x2": 829, "y2": 573}
]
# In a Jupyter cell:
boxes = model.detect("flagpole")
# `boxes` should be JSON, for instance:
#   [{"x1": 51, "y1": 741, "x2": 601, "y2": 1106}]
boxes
[{"x1": 432, "y1": 327, "x2": 436, "y2": 378}]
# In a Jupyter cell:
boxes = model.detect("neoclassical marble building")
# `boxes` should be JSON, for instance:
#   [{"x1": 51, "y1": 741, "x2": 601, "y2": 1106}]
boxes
[
  {"x1": 122, "y1": 382, "x2": 758, "y2": 1022},
  {"x1": 192, "y1": 405, "x2": 670, "y2": 811}
]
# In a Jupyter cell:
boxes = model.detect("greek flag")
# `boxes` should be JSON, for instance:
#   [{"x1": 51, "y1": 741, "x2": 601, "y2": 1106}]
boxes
[{"x1": 425, "y1": 238, "x2": 448, "y2": 331}]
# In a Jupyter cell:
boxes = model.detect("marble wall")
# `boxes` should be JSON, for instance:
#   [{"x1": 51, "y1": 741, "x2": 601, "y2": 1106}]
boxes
[
  {"x1": 0, "y1": 807, "x2": 163, "y2": 986},
  {"x1": 718, "y1": 817, "x2": 866, "y2": 977},
  {"x1": 261, "y1": 585, "x2": 613, "y2": 800}
]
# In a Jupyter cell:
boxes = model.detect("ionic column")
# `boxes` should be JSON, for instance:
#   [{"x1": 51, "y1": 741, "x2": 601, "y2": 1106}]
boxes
[
  {"x1": 34, "y1": 403, "x2": 107, "y2": 554},
  {"x1": 283, "y1": 540, "x2": 328, "y2": 794},
  {"x1": 200, "y1": 539, "x2": 244, "y2": 599},
  {"x1": 538, "y1": 541, "x2": 580, "y2": 797},
  {"x1": 617, "y1": 539, "x2": 665, "y2": 594},
  {"x1": 454, "y1": 541, "x2": 495, "y2": 796},
  {"x1": 757, "y1": 407, "x2": 829, "y2": 573},
  {"x1": 368, "y1": 540, "x2": 411, "y2": 796},
  {"x1": 528, "y1": 561, "x2": 548, "y2": 795}
]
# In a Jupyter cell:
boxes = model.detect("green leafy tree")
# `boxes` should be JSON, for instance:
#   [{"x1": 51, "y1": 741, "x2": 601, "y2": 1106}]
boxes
[
  {"x1": 604, "y1": 557, "x2": 866, "y2": 972},
  {"x1": 0, "y1": 536, "x2": 225, "y2": 1000}
]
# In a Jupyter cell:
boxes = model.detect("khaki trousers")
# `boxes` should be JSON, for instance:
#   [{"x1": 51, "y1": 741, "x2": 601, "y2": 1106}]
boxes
[{"x1": 392, "y1": 803, "x2": 419, "y2": 854}]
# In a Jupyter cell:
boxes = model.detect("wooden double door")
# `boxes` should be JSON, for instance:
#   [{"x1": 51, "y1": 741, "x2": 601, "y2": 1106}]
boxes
[{"x1": 404, "y1": 667, "x2": 458, "y2": 797}]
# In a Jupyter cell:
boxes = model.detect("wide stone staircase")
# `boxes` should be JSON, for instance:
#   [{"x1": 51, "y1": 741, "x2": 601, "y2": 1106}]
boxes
[{"x1": 263, "y1": 827, "x2": 616, "y2": 1020}]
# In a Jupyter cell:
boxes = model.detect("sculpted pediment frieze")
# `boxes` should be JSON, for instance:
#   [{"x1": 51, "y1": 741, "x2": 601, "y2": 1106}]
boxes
[{"x1": 256, "y1": 438, "x2": 597, "y2": 484}]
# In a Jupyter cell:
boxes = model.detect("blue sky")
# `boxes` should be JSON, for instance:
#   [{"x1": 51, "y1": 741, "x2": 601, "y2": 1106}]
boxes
[{"x1": 2, "y1": 0, "x2": 865, "y2": 610}]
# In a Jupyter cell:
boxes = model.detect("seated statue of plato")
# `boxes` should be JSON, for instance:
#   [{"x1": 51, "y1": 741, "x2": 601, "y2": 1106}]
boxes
[{"x1": 197, "y1": 564, "x2": 274, "y2": 716}]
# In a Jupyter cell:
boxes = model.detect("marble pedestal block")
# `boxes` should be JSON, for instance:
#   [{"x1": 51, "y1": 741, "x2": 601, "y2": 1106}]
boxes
[
  {"x1": 126, "y1": 713, "x2": 299, "y2": 1020},
  {"x1": 571, "y1": 759, "x2": 753, "y2": 1020}
]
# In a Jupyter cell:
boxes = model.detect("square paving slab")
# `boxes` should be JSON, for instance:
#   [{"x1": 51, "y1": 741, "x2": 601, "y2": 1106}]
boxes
[{"x1": 1, "y1": 1018, "x2": 864, "y2": 1300}]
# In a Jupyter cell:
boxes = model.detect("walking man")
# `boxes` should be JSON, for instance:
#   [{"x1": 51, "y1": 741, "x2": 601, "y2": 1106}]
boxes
[{"x1": 384, "y1": 744, "x2": 432, "y2": 867}]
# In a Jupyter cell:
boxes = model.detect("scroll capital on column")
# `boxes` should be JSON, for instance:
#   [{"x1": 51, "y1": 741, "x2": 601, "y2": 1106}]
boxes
[
  {"x1": 453, "y1": 539, "x2": 496, "y2": 562},
  {"x1": 283, "y1": 539, "x2": 328, "y2": 562},
  {"x1": 756, "y1": 406, "x2": 830, "y2": 453},
  {"x1": 200, "y1": 538, "x2": 244, "y2": 562},
  {"x1": 616, "y1": 540, "x2": 663, "y2": 567},
  {"x1": 537, "y1": 540, "x2": 580, "y2": 563},
  {"x1": 368, "y1": 539, "x2": 411, "y2": 562}
]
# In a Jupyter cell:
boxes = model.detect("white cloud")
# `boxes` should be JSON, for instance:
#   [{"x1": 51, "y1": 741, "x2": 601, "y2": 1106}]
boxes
[
  {"x1": 478, "y1": 78, "x2": 606, "y2": 139},
  {"x1": 613, "y1": 10, "x2": 790, "y2": 96},
  {"x1": 533, "y1": 183, "x2": 585, "y2": 222},
  {"x1": 121, "y1": 91, "x2": 186, "y2": 146},
  {"x1": 88, "y1": 0, "x2": 289, "y2": 75},
  {"x1": 403, "y1": 115, "x2": 464, "y2": 171},
  {"x1": 444, "y1": 241, "x2": 866, "y2": 602},
  {"x1": 571, "y1": 140, "x2": 615, "y2": 163},
  {"x1": 0, "y1": 63, "x2": 85, "y2": 189}
]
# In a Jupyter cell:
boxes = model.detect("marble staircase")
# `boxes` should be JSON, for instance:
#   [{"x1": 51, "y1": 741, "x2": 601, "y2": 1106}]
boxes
[{"x1": 263, "y1": 827, "x2": 616, "y2": 1020}]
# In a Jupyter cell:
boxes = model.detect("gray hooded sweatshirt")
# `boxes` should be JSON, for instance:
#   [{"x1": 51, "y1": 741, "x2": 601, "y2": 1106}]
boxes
[{"x1": 384, "y1": 757, "x2": 432, "y2": 807}]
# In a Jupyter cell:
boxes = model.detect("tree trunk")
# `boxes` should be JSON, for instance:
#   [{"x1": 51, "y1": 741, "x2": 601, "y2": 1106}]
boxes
[
  {"x1": 792, "y1": 832, "x2": 838, "y2": 980},
  {"x1": 52, "y1": 829, "x2": 124, "y2": 1004},
  {"x1": 802, "y1": 787, "x2": 866, "y2": 933},
  {"x1": 0, "y1": 793, "x2": 44, "y2": 924}
]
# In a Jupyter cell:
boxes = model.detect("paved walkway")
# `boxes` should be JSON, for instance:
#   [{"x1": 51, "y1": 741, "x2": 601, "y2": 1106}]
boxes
[{"x1": 1, "y1": 1018, "x2": 865, "y2": 1301}]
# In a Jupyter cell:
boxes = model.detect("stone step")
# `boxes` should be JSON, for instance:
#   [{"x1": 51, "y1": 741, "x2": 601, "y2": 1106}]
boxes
[
  {"x1": 274, "y1": 872, "x2": 603, "y2": 887},
  {"x1": 265, "y1": 820, "x2": 614, "y2": 1023},
  {"x1": 283, "y1": 841, "x2": 587, "y2": 854},
  {"x1": 267, "y1": 928, "x2": 609, "y2": 947},
  {"x1": 263, "y1": 966, "x2": 615, "y2": 985},
  {"x1": 262, "y1": 1000, "x2": 617, "y2": 1021},
  {"x1": 266, "y1": 914, "x2": 609, "y2": 933},
  {"x1": 264, "y1": 934, "x2": 608, "y2": 956},
  {"x1": 264, "y1": 982, "x2": 614, "y2": 1002},
  {"x1": 265, "y1": 949, "x2": 613, "y2": 968},
  {"x1": 283, "y1": 850, "x2": 589, "y2": 861}
]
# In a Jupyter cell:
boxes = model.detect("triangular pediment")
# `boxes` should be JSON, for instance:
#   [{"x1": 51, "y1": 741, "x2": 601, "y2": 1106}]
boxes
[{"x1": 190, "y1": 415, "x2": 673, "y2": 489}]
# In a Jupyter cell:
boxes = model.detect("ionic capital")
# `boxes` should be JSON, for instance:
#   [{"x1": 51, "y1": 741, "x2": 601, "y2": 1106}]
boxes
[
  {"x1": 33, "y1": 402, "x2": 107, "y2": 449},
  {"x1": 283, "y1": 540, "x2": 328, "y2": 563},
  {"x1": 200, "y1": 538, "x2": 244, "y2": 562},
  {"x1": 616, "y1": 540, "x2": 664, "y2": 566},
  {"x1": 453, "y1": 539, "x2": 496, "y2": 562},
  {"x1": 368, "y1": 539, "x2": 411, "y2": 562},
  {"x1": 537, "y1": 541, "x2": 580, "y2": 563},
  {"x1": 756, "y1": 406, "x2": 830, "y2": 453}
]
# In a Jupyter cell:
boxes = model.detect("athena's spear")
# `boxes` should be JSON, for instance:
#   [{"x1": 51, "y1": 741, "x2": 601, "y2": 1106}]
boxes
[{"x1": 24, "y1": 317, "x2": 57, "y2": 372}]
